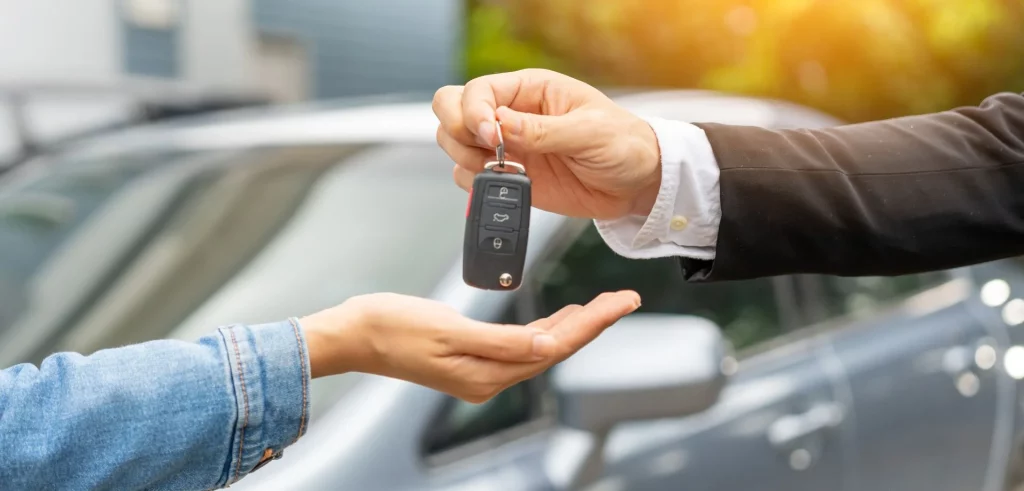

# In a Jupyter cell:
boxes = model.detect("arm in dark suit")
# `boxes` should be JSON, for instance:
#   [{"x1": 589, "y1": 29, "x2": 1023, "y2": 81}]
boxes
[{"x1": 681, "y1": 91, "x2": 1024, "y2": 281}]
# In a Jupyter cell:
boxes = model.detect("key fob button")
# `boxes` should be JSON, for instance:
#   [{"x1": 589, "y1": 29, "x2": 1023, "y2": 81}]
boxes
[
  {"x1": 479, "y1": 230, "x2": 517, "y2": 254},
  {"x1": 486, "y1": 184, "x2": 521, "y2": 203},
  {"x1": 481, "y1": 203, "x2": 521, "y2": 229}
]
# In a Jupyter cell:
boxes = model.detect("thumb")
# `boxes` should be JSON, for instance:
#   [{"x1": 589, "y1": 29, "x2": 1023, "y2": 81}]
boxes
[{"x1": 497, "y1": 106, "x2": 595, "y2": 155}]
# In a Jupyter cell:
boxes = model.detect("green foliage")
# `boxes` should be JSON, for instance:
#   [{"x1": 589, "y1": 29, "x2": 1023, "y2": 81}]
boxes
[
  {"x1": 464, "y1": 3, "x2": 567, "y2": 79},
  {"x1": 464, "y1": 0, "x2": 1024, "y2": 122}
]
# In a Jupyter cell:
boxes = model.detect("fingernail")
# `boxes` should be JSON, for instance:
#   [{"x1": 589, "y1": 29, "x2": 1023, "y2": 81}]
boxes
[
  {"x1": 477, "y1": 121, "x2": 494, "y2": 146},
  {"x1": 532, "y1": 334, "x2": 557, "y2": 358}
]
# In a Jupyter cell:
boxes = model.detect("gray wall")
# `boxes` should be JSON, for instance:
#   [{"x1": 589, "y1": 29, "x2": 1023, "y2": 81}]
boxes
[
  {"x1": 0, "y1": 0, "x2": 121, "y2": 84},
  {"x1": 251, "y1": 0, "x2": 463, "y2": 98},
  {"x1": 182, "y1": 0, "x2": 259, "y2": 91}
]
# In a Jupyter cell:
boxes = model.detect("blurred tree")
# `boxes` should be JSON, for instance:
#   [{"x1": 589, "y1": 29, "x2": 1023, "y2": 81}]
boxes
[
  {"x1": 464, "y1": 0, "x2": 567, "y2": 80},
  {"x1": 464, "y1": 0, "x2": 1024, "y2": 122}
]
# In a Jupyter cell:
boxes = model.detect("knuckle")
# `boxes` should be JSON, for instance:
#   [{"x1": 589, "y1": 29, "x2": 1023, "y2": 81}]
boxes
[
  {"x1": 517, "y1": 67, "x2": 551, "y2": 79},
  {"x1": 431, "y1": 88, "x2": 448, "y2": 114},
  {"x1": 463, "y1": 77, "x2": 481, "y2": 93},
  {"x1": 435, "y1": 330, "x2": 455, "y2": 353},
  {"x1": 489, "y1": 344, "x2": 510, "y2": 359},
  {"x1": 527, "y1": 119, "x2": 547, "y2": 147},
  {"x1": 595, "y1": 292, "x2": 615, "y2": 302},
  {"x1": 435, "y1": 84, "x2": 457, "y2": 99},
  {"x1": 433, "y1": 85, "x2": 461, "y2": 116}
]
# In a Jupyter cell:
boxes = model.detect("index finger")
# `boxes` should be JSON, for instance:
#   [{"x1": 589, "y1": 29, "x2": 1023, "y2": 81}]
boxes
[
  {"x1": 461, "y1": 72, "x2": 527, "y2": 147},
  {"x1": 548, "y1": 291, "x2": 641, "y2": 355}
]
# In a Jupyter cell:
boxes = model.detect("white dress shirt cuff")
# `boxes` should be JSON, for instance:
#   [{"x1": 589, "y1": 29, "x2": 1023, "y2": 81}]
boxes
[{"x1": 594, "y1": 116, "x2": 721, "y2": 260}]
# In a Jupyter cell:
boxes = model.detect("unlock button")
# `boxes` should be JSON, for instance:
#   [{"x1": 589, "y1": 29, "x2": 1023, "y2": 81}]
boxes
[
  {"x1": 479, "y1": 230, "x2": 517, "y2": 255},
  {"x1": 481, "y1": 204, "x2": 521, "y2": 229}
]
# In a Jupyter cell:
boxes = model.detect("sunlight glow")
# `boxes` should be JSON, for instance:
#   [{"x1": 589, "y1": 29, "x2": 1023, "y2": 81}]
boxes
[
  {"x1": 981, "y1": 279, "x2": 1011, "y2": 307},
  {"x1": 975, "y1": 344, "x2": 997, "y2": 370},
  {"x1": 1002, "y1": 299, "x2": 1024, "y2": 326},
  {"x1": 1004, "y1": 346, "x2": 1024, "y2": 380}
]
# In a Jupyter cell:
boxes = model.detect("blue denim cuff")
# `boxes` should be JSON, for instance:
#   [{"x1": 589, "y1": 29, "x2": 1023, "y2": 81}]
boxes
[{"x1": 217, "y1": 318, "x2": 311, "y2": 485}]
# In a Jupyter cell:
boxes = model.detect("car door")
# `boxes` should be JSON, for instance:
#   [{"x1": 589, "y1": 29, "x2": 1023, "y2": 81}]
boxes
[
  {"x1": 798, "y1": 272, "x2": 1002, "y2": 491},
  {"x1": 506, "y1": 224, "x2": 853, "y2": 491}
]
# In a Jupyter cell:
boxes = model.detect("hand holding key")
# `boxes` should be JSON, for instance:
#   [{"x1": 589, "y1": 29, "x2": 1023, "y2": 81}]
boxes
[
  {"x1": 463, "y1": 122, "x2": 532, "y2": 290},
  {"x1": 433, "y1": 69, "x2": 662, "y2": 220}
]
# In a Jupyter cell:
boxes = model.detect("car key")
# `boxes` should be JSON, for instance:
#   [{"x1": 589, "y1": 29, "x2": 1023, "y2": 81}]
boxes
[{"x1": 463, "y1": 121, "x2": 531, "y2": 290}]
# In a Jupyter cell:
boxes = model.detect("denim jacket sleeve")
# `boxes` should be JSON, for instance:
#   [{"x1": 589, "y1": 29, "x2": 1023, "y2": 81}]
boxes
[{"x1": 0, "y1": 318, "x2": 312, "y2": 491}]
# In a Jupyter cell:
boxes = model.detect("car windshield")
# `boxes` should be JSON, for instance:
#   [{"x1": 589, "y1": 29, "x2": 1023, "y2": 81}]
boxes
[{"x1": 0, "y1": 141, "x2": 466, "y2": 420}]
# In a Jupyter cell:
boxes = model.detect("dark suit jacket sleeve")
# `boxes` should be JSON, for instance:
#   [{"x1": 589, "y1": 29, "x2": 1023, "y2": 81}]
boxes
[{"x1": 681, "y1": 91, "x2": 1024, "y2": 281}]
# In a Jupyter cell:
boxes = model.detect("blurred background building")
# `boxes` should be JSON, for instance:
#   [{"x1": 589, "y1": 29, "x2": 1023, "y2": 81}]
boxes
[{"x1": 0, "y1": 0, "x2": 463, "y2": 163}]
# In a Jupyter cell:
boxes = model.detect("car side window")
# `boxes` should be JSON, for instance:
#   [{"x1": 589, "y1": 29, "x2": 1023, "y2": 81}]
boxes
[
  {"x1": 0, "y1": 153, "x2": 176, "y2": 339},
  {"x1": 422, "y1": 380, "x2": 540, "y2": 456},
  {"x1": 800, "y1": 271, "x2": 951, "y2": 323},
  {"x1": 535, "y1": 225, "x2": 787, "y2": 352}
]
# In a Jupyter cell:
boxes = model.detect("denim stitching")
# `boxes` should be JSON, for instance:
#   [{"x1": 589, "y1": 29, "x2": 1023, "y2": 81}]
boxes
[
  {"x1": 227, "y1": 327, "x2": 250, "y2": 482},
  {"x1": 288, "y1": 318, "x2": 308, "y2": 442}
]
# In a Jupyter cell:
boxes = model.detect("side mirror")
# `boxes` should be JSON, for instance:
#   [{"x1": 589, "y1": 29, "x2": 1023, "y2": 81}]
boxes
[{"x1": 547, "y1": 313, "x2": 732, "y2": 490}]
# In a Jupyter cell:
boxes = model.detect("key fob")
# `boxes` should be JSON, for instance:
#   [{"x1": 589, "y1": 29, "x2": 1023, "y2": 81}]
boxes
[{"x1": 463, "y1": 161, "x2": 531, "y2": 290}]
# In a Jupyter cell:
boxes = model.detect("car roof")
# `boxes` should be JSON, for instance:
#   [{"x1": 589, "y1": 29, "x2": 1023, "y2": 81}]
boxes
[{"x1": 58, "y1": 89, "x2": 843, "y2": 159}]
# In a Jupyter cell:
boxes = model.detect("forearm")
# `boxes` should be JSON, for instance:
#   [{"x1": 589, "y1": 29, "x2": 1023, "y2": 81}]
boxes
[
  {"x1": 598, "y1": 92, "x2": 1024, "y2": 280},
  {"x1": 687, "y1": 91, "x2": 1024, "y2": 280},
  {"x1": 0, "y1": 320, "x2": 310, "y2": 491}
]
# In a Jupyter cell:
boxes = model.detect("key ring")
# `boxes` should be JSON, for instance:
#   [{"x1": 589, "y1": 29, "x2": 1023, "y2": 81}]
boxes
[
  {"x1": 495, "y1": 120, "x2": 505, "y2": 168},
  {"x1": 487, "y1": 119, "x2": 525, "y2": 174},
  {"x1": 484, "y1": 161, "x2": 526, "y2": 174}
]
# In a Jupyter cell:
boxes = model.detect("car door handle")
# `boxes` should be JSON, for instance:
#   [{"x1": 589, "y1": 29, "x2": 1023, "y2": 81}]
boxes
[{"x1": 767, "y1": 402, "x2": 844, "y2": 448}]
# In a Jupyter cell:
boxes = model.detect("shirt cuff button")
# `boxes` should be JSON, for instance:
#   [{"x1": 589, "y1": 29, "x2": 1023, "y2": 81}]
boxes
[{"x1": 670, "y1": 215, "x2": 689, "y2": 231}]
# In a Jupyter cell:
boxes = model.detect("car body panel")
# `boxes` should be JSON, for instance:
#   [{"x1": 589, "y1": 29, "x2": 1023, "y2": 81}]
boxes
[{"x1": 818, "y1": 281, "x2": 1004, "y2": 491}]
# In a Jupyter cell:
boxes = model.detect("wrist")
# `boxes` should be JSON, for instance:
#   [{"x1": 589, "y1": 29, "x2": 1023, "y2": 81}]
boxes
[
  {"x1": 628, "y1": 118, "x2": 662, "y2": 216},
  {"x1": 300, "y1": 299, "x2": 375, "y2": 378}
]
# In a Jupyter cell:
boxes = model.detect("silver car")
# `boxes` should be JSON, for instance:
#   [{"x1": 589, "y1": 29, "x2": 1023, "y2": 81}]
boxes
[{"x1": 1, "y1": 91, "x2": 1022, "y2": 491}]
